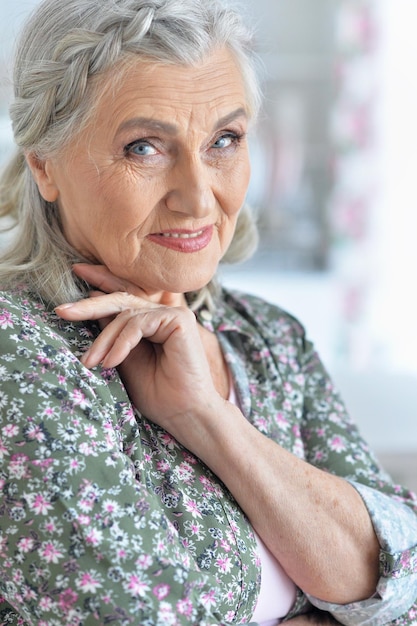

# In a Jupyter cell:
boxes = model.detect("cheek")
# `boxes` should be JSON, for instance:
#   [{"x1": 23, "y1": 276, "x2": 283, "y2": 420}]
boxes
[{"x1": 225, "y1": 157, "x2": 251, "y2": 213}]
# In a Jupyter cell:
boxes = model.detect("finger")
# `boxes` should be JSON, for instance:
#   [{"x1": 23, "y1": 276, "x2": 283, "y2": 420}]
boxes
[
  {"x1": 73, "y1": 263, "x2": 148, "y2": 298},
  {"x1": 82, "y1": 307, "x2": 192, "y2": 369},
  {"x1": 55, "y1": 291, "x2": 151, "y2": 321},
  {"x1": 86, "y1": 291, "x2": 120, "y2": 330},
  {"x1": 101, "y1": 326, "x2": 149, "y2": 369},
  {"x1": 72, "y1": 263, "x2": 127, "y2": 293},
  {"x1": 89, "y1": 289, "x2": 106, "y2": 298},
  {"x1": 81, "y1": 311, "x2": 145, "y2": 368}
]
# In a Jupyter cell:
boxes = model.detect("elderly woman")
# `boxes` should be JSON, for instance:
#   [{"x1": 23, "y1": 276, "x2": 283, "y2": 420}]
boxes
[{"x1": 0, "y1": 0, "x2": 416, "y2": 625}]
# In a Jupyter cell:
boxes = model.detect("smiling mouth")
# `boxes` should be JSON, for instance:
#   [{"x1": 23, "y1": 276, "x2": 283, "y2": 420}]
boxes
[
  {"x1": 147, "y1": 226, "x2": 213, "y2": 252},
  {"x1": 160, "y1": 230, "x2": 205, "y2": 239}
]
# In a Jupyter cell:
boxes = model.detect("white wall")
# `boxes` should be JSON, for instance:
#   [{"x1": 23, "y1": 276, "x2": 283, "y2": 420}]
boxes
[
  {"x1": 370, "y1": 0, "x2": 417, "y2": 376},
  {"x1": 224, "y1": 0, "x2": 417, "y2": 453}
]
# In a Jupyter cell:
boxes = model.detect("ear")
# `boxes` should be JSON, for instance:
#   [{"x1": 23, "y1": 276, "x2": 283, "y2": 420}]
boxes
[{"x1": 25, "y1": 152, "x2": 59, "y2": 202}]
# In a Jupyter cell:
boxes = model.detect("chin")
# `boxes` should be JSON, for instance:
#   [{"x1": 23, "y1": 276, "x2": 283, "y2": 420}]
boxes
[
  {"x1": 166, "y1": 273, "x2": 215, "y2": 296},
  {"x1": 180, "y1": 256, "x2": 217, "y2": 282}
]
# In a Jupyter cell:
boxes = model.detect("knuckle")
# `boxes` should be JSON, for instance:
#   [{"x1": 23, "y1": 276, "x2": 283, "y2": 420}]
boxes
[
  {"x1": 173, "y1": 305, "x2": 197, "y2": 328},
  {"x1": 179, "y1": 306, "x2": 197, "y2": 322},
  {"x1": 115, "y1": 291, "x2": 140, "y2": 311}
]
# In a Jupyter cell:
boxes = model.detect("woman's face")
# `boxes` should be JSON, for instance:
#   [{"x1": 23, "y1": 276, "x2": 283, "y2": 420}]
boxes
[{"x1": 33, "y1": 48, "x2": 251, "y2": 302}]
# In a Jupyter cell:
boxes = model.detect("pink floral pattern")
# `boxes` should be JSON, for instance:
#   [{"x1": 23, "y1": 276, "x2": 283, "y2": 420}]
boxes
[{"x1": 0, "y1": 286, "x2": 416, "y2": 625}]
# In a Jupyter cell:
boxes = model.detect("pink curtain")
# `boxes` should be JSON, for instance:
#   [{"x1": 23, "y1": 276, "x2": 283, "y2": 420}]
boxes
[{"x1": 329, "y1": 0, "x2": 379, "y2": 367}]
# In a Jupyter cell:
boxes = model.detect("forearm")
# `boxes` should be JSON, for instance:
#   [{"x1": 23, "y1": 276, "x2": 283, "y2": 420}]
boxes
[
  {"x1": 55, "y1": 274, "x2": 416, "y2": 623},
  {"x1": 174, "y1": 399, "x2": 380, "y2": 605}
]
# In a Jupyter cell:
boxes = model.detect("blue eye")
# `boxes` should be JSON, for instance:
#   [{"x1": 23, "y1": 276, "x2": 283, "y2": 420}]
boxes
[
  {"x1": 211, "y1": 132, "x2": 245, "y2": 150},
  {"x1": 125, "y1": 140, "x2": 157, "y2": 156},
  {"x1": 212, "y1": 134, "x2": 237, "y2": 149}
]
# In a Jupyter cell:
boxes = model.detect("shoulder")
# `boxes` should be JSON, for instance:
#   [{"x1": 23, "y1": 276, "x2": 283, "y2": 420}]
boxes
[
  {"x1": 219, "y1": 287, "x2": 307, "y2": 343},
  {"x1": 0, "y1": 285, "x2": 54, "y2": 321},
  {"x1": 0, "y1": 286, "x2": 36, "y2": 312},
  {"x1": 0, "y1": 287, "x2": 49, "y2": 339},
  {"x1": 0, "y1": 287, "x2": 124, "y2": 409},
  {"x1": 0, "y1": 286, "x2": 97, "y2": 359}
]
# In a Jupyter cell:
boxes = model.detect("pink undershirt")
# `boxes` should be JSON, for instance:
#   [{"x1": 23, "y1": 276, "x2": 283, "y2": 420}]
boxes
[{"x1": 227, "y1": 369, "x2": 297, "y2": 625}]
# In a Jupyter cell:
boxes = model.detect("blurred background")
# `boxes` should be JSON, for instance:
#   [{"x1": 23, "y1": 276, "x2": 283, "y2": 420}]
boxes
[{"x1": 0, "y1": 0, "x2": 415, "y2": 489}]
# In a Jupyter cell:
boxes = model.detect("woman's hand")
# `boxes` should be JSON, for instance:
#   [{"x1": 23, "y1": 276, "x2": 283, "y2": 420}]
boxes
[
  {"x1": 56, "y1": 264, "x2": 380, "y2": 607},
  {"x1": 55, "y1": 263, "x2": 222, "y2": 434}
]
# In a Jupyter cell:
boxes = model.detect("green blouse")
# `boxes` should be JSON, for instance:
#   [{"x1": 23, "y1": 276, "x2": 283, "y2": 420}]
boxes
[{"x1": 0, "y1": 286, "x2": 416, "y2": 625}]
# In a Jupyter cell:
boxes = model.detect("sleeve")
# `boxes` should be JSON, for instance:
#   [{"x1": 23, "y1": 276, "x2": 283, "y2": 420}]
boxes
[
  {"x1": 299, "y1": 337, "x2": 417, "y2": 626},
  {"x1": 0, "y1": 302, "x2": 229, "y2": 626}
]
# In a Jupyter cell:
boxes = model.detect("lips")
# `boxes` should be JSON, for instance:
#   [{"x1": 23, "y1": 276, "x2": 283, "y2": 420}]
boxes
[{"x1": 147, "y1": 226, "x2": 214, "y2": 252}]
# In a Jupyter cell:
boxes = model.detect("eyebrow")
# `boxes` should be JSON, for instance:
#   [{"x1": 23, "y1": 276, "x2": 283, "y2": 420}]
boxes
[
  {"x1": 116, "y1": 107, "x2": 248, "y2": 136},
  {"x1": 214, "y1": 107, "x2": 248, "y2": 130}
]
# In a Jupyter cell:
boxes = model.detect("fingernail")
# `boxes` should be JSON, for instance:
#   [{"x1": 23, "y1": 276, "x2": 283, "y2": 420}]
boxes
[{"x1": 55, "y1": 303, "x2": 75, "y2": 311}]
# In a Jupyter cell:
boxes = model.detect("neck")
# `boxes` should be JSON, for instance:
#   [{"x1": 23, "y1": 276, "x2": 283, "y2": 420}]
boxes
[{"x1": 146, "y1": 290, "x2": 188, "y2": 308}]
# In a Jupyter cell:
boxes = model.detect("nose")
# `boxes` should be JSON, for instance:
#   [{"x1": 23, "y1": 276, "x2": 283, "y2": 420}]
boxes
[{"x1": 164, "y1": 154, "x2": 216, "y2": 218}]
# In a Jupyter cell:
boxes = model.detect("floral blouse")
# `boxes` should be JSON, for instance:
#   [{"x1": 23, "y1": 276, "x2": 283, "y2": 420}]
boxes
[{"x1": 0, "y1": 286, "x2": 416, "y2": 626}]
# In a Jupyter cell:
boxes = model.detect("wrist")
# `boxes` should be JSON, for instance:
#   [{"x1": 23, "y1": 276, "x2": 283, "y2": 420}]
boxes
[{"x1": 167, "y1": 397, "x2": 246, "y2": 468}]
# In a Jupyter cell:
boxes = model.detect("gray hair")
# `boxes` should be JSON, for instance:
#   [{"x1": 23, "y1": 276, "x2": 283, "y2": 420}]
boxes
[{"x1": 0, "y1": 0, "x2": 261, "y2": 309}]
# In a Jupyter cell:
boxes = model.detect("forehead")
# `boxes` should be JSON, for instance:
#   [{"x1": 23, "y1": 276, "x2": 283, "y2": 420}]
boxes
[{"x1": 93, "y1": 47, "x2": 249, "y2": 132}]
